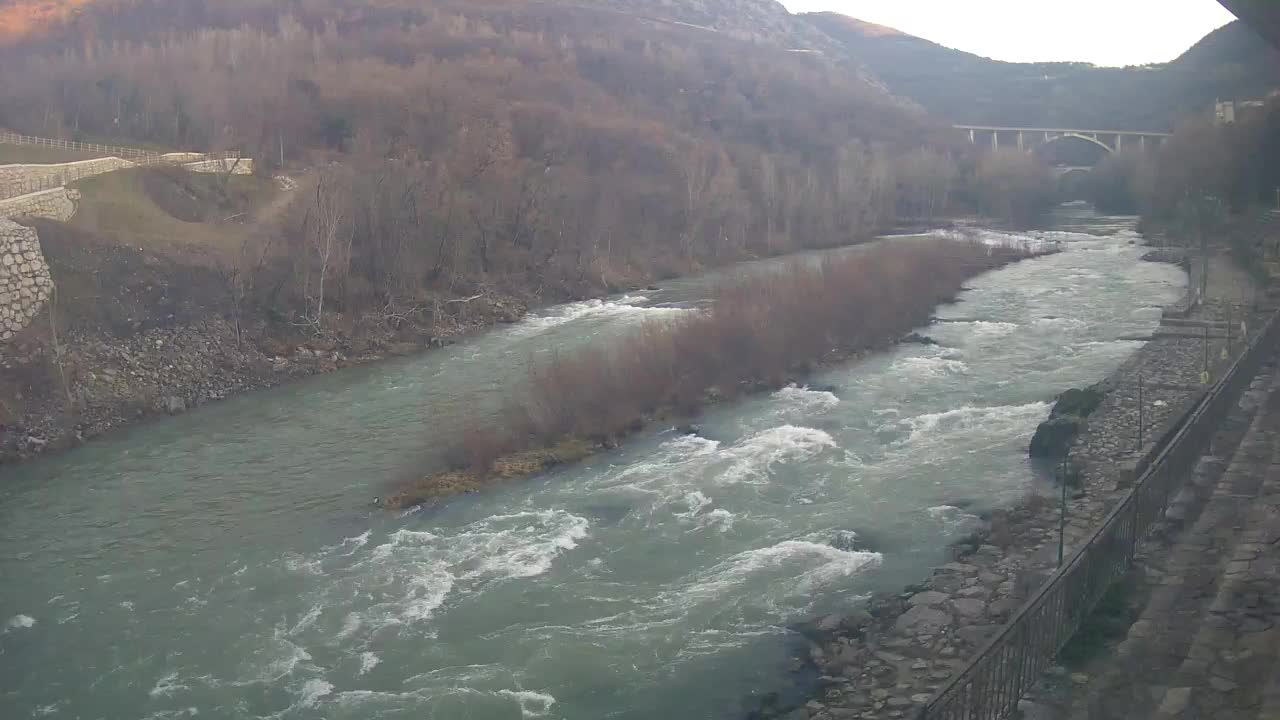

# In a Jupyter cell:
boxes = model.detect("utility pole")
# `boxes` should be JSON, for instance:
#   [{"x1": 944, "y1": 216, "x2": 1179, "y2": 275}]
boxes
[
  {"x1": 1059, "y1": 456, "x2": 1069, "y2": 568},
  {"x1": 1137, "y1": 375, "x2": 1144, "y2": 453},
  {"x1": 1227, "y1": 305, "x2": 1233, "y2": 356},
  {"x1": 1204, "y1": 325, "x2": 1210, "y2": 380}
]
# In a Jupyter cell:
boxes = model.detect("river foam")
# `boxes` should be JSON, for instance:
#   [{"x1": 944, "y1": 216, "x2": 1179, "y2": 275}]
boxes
[
  {"x1": 278, "y1": 509, "x2": 591, "y2": 652},
  {"x1": 891, "y1": 355, "x2": 969, "y2": 379},
  {"x1": 507, "y1": 295, "x2": 692, "y2": 338},
  {"x1": 891, "y1": 402, "x2": 1052, "y2": 446},
  {"x1": 4, "y1": 614, "x2": 35, "y2": 632},
  {"x1": 772, "y1": 384, "x2": 840, "y2": 414},
  {"x1": 718, "y1": 425, "x2": 837, "y2": 485},
  {"x1": 496, "y1": 689, "x2": 557, "y2": 718},
  {"x1": 688, "y1": 540, "x2": 883, "y2": 600}
]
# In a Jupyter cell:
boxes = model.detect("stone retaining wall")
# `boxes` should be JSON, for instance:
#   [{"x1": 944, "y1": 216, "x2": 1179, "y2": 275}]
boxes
[
  {"x1": 0, "y1": 187, "x2": 80, "y2": 222},
  {"x1": 183, "y1": 157, "x2": 255, "y2": 175},
  {"x1": 0, "y1": 157, "x2": 135, "y2": 198},
  {"x1": 0, "y1": 218, "x2": 53, "y2": 341},
  {"x1": 160, "y1": 152, "x2": 208, "y2": 163}
]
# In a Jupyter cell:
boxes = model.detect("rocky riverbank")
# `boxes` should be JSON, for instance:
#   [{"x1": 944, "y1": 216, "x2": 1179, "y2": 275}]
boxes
[
  {"x1": 0, "y1": 293, "x2": 529, "y2": 465},
  {"x1": 750, "y1": 248, "x2": 1270, "y2": 720}
]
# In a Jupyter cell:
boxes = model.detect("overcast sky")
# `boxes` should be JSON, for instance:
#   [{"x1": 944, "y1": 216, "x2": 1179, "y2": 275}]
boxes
[{"x1": 778, "y1": 0, "x2": 1238, "y2": 66}]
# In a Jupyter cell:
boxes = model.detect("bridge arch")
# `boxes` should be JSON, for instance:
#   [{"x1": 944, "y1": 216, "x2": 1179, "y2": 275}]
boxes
[{"x1": 1033, "y1": 132, "x2": 1114, "y2": 156}]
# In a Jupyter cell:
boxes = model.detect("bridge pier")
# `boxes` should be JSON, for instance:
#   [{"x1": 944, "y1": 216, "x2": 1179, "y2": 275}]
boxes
[{"x1": 1017, "y1": 131, "x2": 1024, "y2": 152}]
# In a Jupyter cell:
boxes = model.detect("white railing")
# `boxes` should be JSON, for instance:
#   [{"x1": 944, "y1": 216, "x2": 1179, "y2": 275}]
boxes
[{"x1": 0, "y1": 132, "x2": 160, "y2": 160}]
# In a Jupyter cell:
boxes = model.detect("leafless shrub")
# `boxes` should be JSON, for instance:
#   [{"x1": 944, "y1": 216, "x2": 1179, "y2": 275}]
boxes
[{"x1": 442, "y1": 238, "x2": 1041, "y2": 472}]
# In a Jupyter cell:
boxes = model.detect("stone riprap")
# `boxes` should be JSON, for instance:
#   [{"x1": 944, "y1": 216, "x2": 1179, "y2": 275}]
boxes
[
  {"x1": 0, "y1": 218, "x2": 53, "y2": 341},
  {"x1": 0, "y1": 157, "x2": 136, "y2": 199},
  {"x1": 0, "y1": 186, "x2": 80, "y2": 222}
]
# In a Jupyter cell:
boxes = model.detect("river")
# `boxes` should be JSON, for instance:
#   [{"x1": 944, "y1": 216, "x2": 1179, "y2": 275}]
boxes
[{"x1": 0, "y1": 208, "x2": 1185, "y2": 720}]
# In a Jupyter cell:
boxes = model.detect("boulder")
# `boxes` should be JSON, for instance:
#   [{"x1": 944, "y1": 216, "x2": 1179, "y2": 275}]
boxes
[
  {"x1": 951, "y1": 598, "x2": 986, "y2": 619},
  {"x1": 900, "y1": 332, "x2": 939, "y2": 346},
  {"x1": 955, "y1": 585, "x2": 990, "y2": 599},
  {"x1": 1028, "y1": 416, "x2": 1080, "y2": 459},
  {"x1": 893, "y1": 605, "x2": 951, "y2": 634},
  {"x1": 957, "y1": 624, "x2": 1001, "y2": 646},
  {"x1": 987, "y1": 598, "x2": 1022, "y2": 620},
  {"x1": 907, "y1": 591, "x2": 949, "y2": 607},
  {"x1": 1029, "y1": 385, "x2": 1106, "y2": 459},
  {"x1": 1053, "y1": 386, "x2": 1106, "y2": 417}
]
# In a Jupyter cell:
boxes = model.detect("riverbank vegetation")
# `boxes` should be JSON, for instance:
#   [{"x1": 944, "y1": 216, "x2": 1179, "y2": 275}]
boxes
[
  {"x1": 1082, "y1": 95, "x2": 1280, "y2": 267},
  {"x1": 970, "y1": 151, "x2": 1059, "y2": 227},
  {"x1": 388, "y1": 237, "x2": 1046, "y2": 508}
]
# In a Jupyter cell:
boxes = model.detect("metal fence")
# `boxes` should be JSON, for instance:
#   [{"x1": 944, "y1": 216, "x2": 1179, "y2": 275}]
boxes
[
  {"x1": 0, "y1": 131, "x2": 160, "y2": 160},
  {"x1": 919, "y1": 310, "x2": 1280, "y2": 720}
]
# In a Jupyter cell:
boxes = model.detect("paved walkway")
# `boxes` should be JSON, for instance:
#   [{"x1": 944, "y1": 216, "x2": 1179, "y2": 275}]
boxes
[{"x1": 1041, "y1": 361, "x2": 1280, "y2": 720}]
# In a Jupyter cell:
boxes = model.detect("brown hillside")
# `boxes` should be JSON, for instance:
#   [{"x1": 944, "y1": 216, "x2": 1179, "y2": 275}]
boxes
[{"x1": 0, "y1": 0, "x2": 98, "y2": 44}]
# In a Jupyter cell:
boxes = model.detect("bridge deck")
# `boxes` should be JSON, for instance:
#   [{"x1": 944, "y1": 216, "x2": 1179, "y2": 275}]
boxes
[{"x1": 954, "y1": 125, "x2": 1172, "y2": 137}]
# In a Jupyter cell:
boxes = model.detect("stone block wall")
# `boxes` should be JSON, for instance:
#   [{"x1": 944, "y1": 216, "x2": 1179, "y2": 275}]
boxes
[
  {"x1": 161, "y1": 152, "x2": 209, "y2": 163},
  {"x1": 0, "y1": 187, "x2": 80, "y2": 222},
  {"x1": 183, "y1": 157, "x2": 255, "y2": 175},
  {"x1": 0, "y1": 157, "x2": 136, "y2": 198},
  {"x1": 0, "y1": 218, "x2": 53, "y2": 341}
]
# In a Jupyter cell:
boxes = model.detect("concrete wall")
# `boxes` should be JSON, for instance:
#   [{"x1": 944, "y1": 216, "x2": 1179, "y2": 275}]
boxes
[
  {"x1": 183, "y1": 157, "x2": 255, "y2": 175},
  {"x1": 0, "y1": 218, "x2": 53, "y2": 341},
  {"x1": 0, "y1": 157, "x2": 136, "y2": 198},
  {"x1": 0, "y1": 187, "x2": 80, "y2": 222}
]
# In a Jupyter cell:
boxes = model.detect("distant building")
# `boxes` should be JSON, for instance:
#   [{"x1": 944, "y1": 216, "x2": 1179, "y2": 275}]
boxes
[
  {"x1": 1215, "y1": 100, "x2": 1237, "y2": 125},
  {"x1": 1214, "y1": 97, "x2": 1272, "y2": 125}
]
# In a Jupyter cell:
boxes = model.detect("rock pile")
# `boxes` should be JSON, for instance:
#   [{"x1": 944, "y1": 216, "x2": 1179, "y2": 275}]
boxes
[{"x1": 759, "y1": 508, "x2": 1055, "y2": 720}]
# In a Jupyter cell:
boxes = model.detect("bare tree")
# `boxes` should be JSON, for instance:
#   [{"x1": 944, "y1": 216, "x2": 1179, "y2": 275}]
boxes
[{"x1": 301, "y1": 168, "x2": 352, "y2": 333}]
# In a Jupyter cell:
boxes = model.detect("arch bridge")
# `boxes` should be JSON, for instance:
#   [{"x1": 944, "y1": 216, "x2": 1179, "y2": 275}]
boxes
[{"x1": 955, "y1": 125, "x2": 1172, "y2": 155}]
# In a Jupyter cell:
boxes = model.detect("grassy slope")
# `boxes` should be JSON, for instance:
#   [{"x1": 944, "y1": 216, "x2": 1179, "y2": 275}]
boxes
[
  {"x1": 65, "y1": 167, "x2": 278, "y2": 264},
  {"x1": 0, "y1": 144, "x2": 103, "y2": 164}
]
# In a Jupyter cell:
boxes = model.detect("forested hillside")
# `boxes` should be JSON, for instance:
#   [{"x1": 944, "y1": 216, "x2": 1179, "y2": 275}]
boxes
[
  {"x1": 807, "y1": 14, "x2": 1280, "y2": 130},
  {"x1": 0, "y1": 0, "x2": 974, "y2": 336}
]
